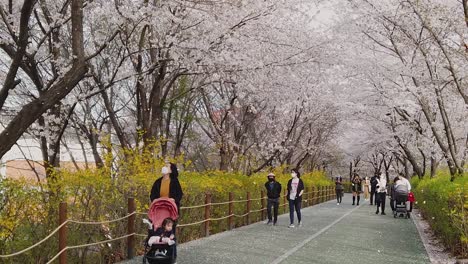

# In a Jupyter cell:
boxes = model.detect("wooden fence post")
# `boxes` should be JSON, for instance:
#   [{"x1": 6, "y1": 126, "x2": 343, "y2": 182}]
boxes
[
  {"x1": 204, "y1": 193, "x2": 211, "y2": 237},
  {"x1": 283, "y1": 189, "x2": 287, "y2": 213},
  {"x1": 246, "y1": 192, "x2": 251, "y2": 225},
  {"x1": 59, "y1": 202, "x2": 67, "y2": 264},
  {"x1": 311, "y1": 186, "x2": 315, "y2": 205},
  {"x1": 261, "y1": 191, "x2": 265, "y2": 220},
  {"x1": 309, "y1": 185, "x2": 313, "y2": 206},
  {"x1": 320, "y1": 186, "x2": 324, "y2": 203},
  {"x1": 127, "y1": 197, "x2": 135, "y2": 259},
  {"x1": 228, "y1": 192, "x2": 234, "y2": 230},
  {"x1": 304, "y1": 187, "x2": 308, "y2": 207}
]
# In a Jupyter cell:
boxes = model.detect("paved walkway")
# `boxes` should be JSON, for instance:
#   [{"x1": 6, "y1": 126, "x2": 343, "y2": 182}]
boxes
[{"x1": 124, "y1": 194, "x2": 430, "y2": 264}]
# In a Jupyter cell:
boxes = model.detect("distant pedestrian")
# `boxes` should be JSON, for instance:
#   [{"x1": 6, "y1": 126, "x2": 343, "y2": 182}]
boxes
[
  {"x1": 351, "y1": 174, "x2": 362, "y2": 205},
  {"x1": 375, "y1": 173, "x2": 387, "y2": 215},
  {"x1": 335, "y1": 177, "x2": 344, "y2": 205},
  {"x1": 265, "y1": 173, "x2": 282, "y2": 225},
  {"x1": 370, "y1": 174, "x2": 378, "y2": 205},
  {"x1": 287, "y1": 169, "x2": 304, "y2": 228},
  {"x1": 363, "y1": 176, "x2": 370, "y2": 200}
]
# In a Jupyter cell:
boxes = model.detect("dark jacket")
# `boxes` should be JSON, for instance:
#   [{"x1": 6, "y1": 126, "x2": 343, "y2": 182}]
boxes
[
  {"x1": 150, "y1": 176, "x2": 183, "y2": 209},
  {"x1": 335, "y1": 181, "x2": 344, "y2": 190},
  {"x1": 370, "y1": 176, "x2": 378, "y2": 192},
  {"x1": 287, "y1": 178, "x2": 304, "y2": 201},
  {"x1": 265, "y1": 180, "x2": 282, "y2": 199}
]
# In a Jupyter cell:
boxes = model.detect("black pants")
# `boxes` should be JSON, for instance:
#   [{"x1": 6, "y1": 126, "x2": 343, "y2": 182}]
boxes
[
  {"x1": 390, "y1": 199, "x2": 395, "y2": 211},
  {"x1": 289, "y1": 198, "x2": 302, "y2": 224},
  {"x1": 376, "y1": 193, "x2": 386, "y2": 212},
  {"x1": 267, "y1": 198, "x2": 279, "y2": 223},
  {"x1": 336, "y1": 189, "x2": 343, "y2": 203},
  {"x1": 370, "y1": 191, "x2": 376, "y2": 205}
]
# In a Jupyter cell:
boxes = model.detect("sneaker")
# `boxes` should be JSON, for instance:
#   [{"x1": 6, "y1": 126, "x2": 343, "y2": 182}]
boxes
[
  {"x1": 298, "y1": 222, "x2": 303, "y2": 227},
  {"x1": 273, "y1": 222, "x2": 277, "y2": 226},
  {"x1": 337, "y1": 203, "x2": 340, "y2": 205},
  {"x1": 357, "y1": 203, "x2": 359, "y2": 206},
  {"x1": 375, "y1": 210, "x2": 379, "y2": 214},
  {"x1": 288, "y1": 224, "x2": 295, "y2": 228},
  {"x1": 265, "y1": 220, "x2": 272, "y2": 225},
  {"x1": 381, "y1": 212, "x2": 386, "y2": 215}
]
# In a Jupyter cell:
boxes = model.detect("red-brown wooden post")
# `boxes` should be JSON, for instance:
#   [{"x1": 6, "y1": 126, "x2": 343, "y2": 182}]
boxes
[
  {"x1": 246, "y1": 192, "x2": 251, "y2": 225},
  {"x1": 310, "y1": 185, "x2": 316, "y2": 205},
  {"x1": 260, "y1": 191, "x2": 265, "y2": 220},
  {"x1": 283, "y1": 189, "x2": 287, "y2": 213},
  {"x1": 310, "y1": 185, "x2": 313, "y2": 206},
  {"x1": 204, "y1": 193, "x2": 211, "y2": 237},
  {"x1": 228, "y1": 192, "x2": 234, "y2": 230},
  {"x1": 127, "y1": 197, "x2": 136, "y2": 259},
  {"x1": 59, "y1": 202, "x2": 67, "y2": 264}
]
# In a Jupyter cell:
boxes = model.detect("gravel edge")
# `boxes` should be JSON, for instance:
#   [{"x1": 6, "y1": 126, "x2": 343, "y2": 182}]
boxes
[{"x1": 411, "y1": 208, "x2": 456, "y2": 264}]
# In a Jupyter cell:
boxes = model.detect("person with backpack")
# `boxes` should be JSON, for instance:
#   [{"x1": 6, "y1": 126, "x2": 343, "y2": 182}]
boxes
[
  {"x1": 264, "y1": 173, "x2": 282, "y2": 225},
  {"x1": 287, "y1": 168, "x2": 304, "y2": 228}
]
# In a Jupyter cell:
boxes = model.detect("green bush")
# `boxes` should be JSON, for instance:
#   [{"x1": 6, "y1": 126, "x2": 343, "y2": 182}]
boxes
[
  {"x1": 0, "y1": 154, "x2": 332, "y2": 264},
  {"x1": 412, "y1": 171, "x2": 468, "y2": 257}
]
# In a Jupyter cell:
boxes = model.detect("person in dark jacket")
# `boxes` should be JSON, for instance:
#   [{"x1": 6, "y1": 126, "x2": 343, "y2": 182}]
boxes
[
  {"x1": 150, "y1": 166, "x2": 183, "y2": 211},
  {"x1": 335, "y1": 177, "x2": 344, "y2": 205},
  {"x1": 370, "y1": 174, "x2": 378, "y2": 206},
  {"x1": 287, "y1": 168, "x2": 304, "y2": 228},
  {"x1": 351, "y1": 174, "x2": 362, "y2": 206},
  {"x1": 264, "y1": 173, "x2": 282, "y2": 225}
]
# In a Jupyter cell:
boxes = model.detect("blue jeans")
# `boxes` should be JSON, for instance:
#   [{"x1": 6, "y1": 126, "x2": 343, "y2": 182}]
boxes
[{"x1": 288, "y1": 198, "x2": 302, "y2": 224}]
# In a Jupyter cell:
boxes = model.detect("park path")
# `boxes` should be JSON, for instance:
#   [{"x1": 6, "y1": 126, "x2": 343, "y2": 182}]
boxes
[{"x1": 123, "y1": 194, "x2": 430, "y2": 264}]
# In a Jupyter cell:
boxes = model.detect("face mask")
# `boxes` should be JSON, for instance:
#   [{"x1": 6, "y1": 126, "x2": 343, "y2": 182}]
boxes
[
  {"x1": 291, "y1": 173, "x2": 297, "y2": 178},
  {"x1": 268, "y1": 178, "x2": 274, "y2": 182}
]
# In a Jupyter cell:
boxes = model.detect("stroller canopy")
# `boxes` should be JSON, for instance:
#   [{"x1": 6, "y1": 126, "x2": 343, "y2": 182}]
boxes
[{"x1": 148, "y1": 198, "x2": 179, "y2": 229}]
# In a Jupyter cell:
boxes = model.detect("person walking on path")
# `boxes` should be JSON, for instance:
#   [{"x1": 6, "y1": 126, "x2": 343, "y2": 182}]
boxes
[
  {"x1": 265, "y1": 173, "x2": 282, "y2": 225},
  {"x1": 363, "y1": 176, "x2": 370, "y2": 200},
  {"x1": 375, "y1": 173, "x2": 387, "y2": 215},
  {"x1": 150, "y1": 165, "x2": 184, "y2": 212},
  {"x1": 370, "y1": 174, "x2": 378, "y2": 206},
  {"x1": 351, "y1": 174, "x2": 362, "y2": 205},
  {"x1": 287, "y1": 169, "x2": 304, "y2": 228},
  {"x1": 335, "y1": 177, "x2": 344, "y2": 205}
]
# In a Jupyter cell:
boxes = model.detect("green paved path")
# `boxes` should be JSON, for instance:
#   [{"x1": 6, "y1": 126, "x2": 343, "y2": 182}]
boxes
[{"x1": 124, "y1": 194, "x2": 430, "y2": 264}]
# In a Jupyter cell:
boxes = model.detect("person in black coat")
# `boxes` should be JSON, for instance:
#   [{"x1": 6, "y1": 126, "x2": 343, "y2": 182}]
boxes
[
  {"x1": 287, "y1": 168, "x2": 304, "y2": 228},
  {"x1": 150, "y1": 164, "x2": 183, "y2": 212},
  {"x1": 264, "y1": 173, "x2": 282, "y2": 225},
  {"x1": 370, "y1": 174, "x2": 378, "y2": 206},
  {"x1": 150, "y1": 163, "x2": 183, "y2": 262}
]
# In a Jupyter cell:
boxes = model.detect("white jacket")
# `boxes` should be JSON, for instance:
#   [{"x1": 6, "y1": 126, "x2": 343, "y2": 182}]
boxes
[
  {"x1": 376, "y1": 177, "x2": 387, "y2": 193},
  {"x1": 400, "y1": 177, "x2": 412, "y2": 191}
]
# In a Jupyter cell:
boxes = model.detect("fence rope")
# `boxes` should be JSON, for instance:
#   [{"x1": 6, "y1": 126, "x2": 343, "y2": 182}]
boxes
[
  {"x1": 0, "y1": 220, "x2": 69, "y2": 258},
  {"x1": 68, "y1": 212, "x2": 136, "y2": 225},
  {"x1": 46, "y1": 233, "x2": 136, "y2": 264},
  {"x1": 1, "y1": 187, "x2": 333, "y2": 259}
]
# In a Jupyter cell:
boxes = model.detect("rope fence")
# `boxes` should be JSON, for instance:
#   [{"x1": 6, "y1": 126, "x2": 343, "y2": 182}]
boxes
[{"x1": 0, "y1": 185, "x2": 336, "y2": 264}]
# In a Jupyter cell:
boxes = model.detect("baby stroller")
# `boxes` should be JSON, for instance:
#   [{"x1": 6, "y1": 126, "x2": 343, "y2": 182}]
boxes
[
  {"x1": 393, "y1": 184, "x2": 410, "y2": 219},
  {"x1": 143, "y1": 198, "x2": 179, "y2": 264}
]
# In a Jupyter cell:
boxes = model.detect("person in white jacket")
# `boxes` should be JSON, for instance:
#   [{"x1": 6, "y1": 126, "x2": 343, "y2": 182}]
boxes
[
  {"x1": 375, "y1": 173, "x2": 387, "y2": 215},
  {"x1": 399, "y1": 176, "x2": 412, "y2": 191}
]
